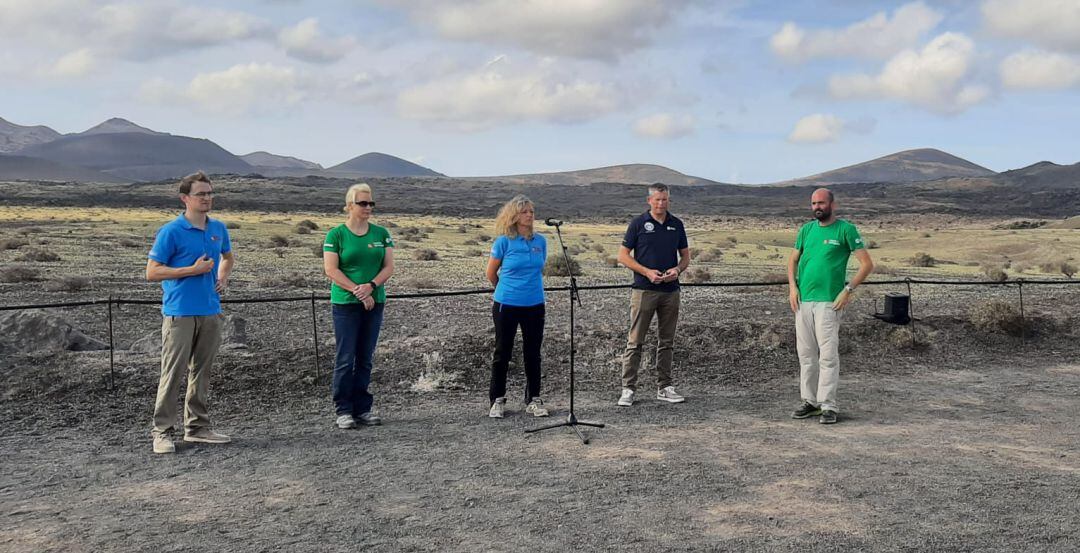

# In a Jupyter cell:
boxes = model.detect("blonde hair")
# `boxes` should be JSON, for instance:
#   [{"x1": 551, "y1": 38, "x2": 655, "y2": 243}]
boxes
[
  {"x1": 493, "y1": 195, "x2": 534, "y2": 238},
  {"x1": 343, "y1": 183, "x2": 372, "y2": 212}
]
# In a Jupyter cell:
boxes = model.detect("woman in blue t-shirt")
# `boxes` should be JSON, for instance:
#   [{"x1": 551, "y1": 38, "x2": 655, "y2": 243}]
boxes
[{"x1": 484, "y1": 195, "x2": 549, "y2": 419}]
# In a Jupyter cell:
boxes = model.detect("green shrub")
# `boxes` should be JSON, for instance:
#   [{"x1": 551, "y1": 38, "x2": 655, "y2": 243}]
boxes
[{"x1": 543, "y1": 253, "x2": 582, "y2": 277}]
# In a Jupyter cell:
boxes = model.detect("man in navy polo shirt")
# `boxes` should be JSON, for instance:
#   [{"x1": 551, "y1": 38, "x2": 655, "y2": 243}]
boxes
[
  {"x1": 146, "y1": 171, "x2": 236, "y2": 454},
  {"x1": 616, "y1": 183, "x2": 691, "y2": 406}
]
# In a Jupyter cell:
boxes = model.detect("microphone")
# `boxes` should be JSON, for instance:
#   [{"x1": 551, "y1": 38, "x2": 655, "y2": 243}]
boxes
[{"x1": 544, "y1": 218, "x2": 564, "y2": 227}]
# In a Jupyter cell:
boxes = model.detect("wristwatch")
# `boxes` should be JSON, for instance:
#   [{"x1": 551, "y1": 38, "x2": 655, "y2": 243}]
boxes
[{"x1": 844, "y1": 284, "x2": 855, "y2": 293}]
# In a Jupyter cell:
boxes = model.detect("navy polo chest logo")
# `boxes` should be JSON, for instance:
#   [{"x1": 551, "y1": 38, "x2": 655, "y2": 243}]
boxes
[{"x1": 644, "y1": 222, "x2": 655, "y2": 233}]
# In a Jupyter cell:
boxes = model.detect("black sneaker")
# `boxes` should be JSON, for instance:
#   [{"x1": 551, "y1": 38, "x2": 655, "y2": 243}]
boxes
[
  {"x1": 819, "y1": 410, "x2": 838, "y2": 424},
  {"x1": 791, "y1": 402, "x2": 822, "y2": 419}
]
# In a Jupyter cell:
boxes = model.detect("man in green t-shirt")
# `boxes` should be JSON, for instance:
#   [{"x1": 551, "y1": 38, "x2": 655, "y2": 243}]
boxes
[{"x1": 786, "y1": 188, "x2": 874, "y2": 424}]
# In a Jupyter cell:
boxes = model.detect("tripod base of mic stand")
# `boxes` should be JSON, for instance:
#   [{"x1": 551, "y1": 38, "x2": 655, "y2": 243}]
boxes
[{"x1": 524, "y1": 412, "x2": 605, "y2": 444}]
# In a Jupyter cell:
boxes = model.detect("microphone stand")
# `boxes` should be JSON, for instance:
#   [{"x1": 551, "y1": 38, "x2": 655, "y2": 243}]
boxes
[{"x1": 525, "y1": 221, "x2": 605, "y2": 444}]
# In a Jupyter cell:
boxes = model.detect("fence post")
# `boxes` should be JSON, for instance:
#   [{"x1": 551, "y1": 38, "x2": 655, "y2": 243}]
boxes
[
  {"x1": 1017, "y1": 279, "x2": 1026, "y2": 345},
  {"x1": 905, "y1": 278, "x2": 916, "y2": 348},
  {"x1": 107, "y1": 295, "x2": 115, "y2": 392},
  {"x1": 310, "y1": 291, "x2": 320, "y2": 386}
]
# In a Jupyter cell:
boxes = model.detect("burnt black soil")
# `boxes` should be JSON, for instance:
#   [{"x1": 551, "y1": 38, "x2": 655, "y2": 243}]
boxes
[{"x1": 3, "y1": 285, "x2": 1080, "y2": 551}]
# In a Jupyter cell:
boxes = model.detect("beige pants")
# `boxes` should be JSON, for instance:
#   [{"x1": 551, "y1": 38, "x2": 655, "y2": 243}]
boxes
[
  {"x1": 152, "y1": 314, "x2": 223, "y2": 437},
  {"x1": 622, "y1": 289, "x2": 680, "y2": 391},
  {"x1": 795, "y1": 301, "x2": 843, "y2": 412}
]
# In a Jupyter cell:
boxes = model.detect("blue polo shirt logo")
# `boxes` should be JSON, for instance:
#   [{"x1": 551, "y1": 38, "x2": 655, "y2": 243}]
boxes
[{"x1": 644, "y1": 222, "x2": 655, "y2": 232}]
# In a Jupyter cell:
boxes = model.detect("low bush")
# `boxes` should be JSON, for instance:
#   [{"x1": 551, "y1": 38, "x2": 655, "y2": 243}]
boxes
[
  {"x1": 17, "y1": 249, "x2": 60, "y2": 262},
  {"x1": 413, "y1": 249, "x2": 440, "y2": 261},
  {"x1": 543, "y1": 253, "x2": 582, "y2": 277},
  {"x1": 259, "y1": 272, "x2": 309, "y2": 289},
  {"x1": 465, "y1": 248, "x2": 485, "y2": 257},
  {"x1": 0, "y1": 266, "x2": 40, "y2": 283},
  {"x1": 697, "y1": 248, "x2": 724, "y2": 263},
  {"x1": 44, "y1": 275, "x2": 92, "y2": 292},
  {"x1": 681, "y1": 267, "x2": 712, "y2": 283},
  {"x1": 603, "y1": 255, "x2": 620, "y2": 268},
  {"x1": 269, "y1": 234, "x2": 291, "y2": 247},
  {"x1": 982, "y1": 264, "x2": 1008, "y2": 282},
  {"x1": 462, "y1": 238, "x2": 479, "y2": 246},
  {"x1": 969, "y1": 300, "x2": 1027, "y2": 337},
  {"x1": 118, "y1": 238, "x2": 142, "y2": 248},
  {"x1": 0, "y1": 238, "x2": 29, "y2": 250},
  {"x1": 225, "y1": 221, "x2": 241, "y2": 230},
  {"x1": 312, "y1": 245, "x2": 324, "y2": 258},
  {"x1": 297, "y1": 219, "x2": 319, "y2": 231},
  {"x1": 909, "y1": 252, "x2": 936, "y2": 267},
  {"x1": 294, "y1": 225, "x2": 312, "y2": 235}
]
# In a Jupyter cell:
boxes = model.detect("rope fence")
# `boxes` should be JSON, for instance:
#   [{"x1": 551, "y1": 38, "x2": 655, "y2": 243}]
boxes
[{"x1": 3, "y1": 277, "x2": 1079, "y2": 391}]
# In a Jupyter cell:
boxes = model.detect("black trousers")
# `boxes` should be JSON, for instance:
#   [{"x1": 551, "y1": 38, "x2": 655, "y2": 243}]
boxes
[{"x1": 490, "y1": 301, "x2": 545, "y2": 405}]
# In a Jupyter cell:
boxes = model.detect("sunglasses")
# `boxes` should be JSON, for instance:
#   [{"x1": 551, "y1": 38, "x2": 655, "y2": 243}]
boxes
[
  {"x1": 189, "y1": 191, "x2": 214, "y2": 198},
  {"x1": 353, "y1": 201, "x2": 376, "y2": 208}
]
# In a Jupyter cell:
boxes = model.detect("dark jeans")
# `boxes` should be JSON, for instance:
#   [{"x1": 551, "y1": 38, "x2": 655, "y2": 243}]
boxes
[
  {"x1": 332, "y1": 302, "x2": 385, "y2": 416},
  {"x1": 490, "y1": 301, "x2": 545, "y2": 405}
]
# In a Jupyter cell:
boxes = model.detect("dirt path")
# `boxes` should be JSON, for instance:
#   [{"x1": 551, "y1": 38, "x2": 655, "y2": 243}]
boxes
[{"x1": 3, "y1": 352, "x2": 1079, "y2": 552}]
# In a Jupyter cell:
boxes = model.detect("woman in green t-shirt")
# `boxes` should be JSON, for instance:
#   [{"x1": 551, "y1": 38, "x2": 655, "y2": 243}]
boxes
[{"x1": 322, "y1": 183, "x2": 395, "y2": 430}]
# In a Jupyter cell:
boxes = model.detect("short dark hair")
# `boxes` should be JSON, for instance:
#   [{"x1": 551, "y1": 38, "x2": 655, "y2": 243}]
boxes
[
  {"x1": 179, "y1": 171, "x2": 211, "y2": 194},
  {"x1": 648, "y1": 183, "x2": 669, "y2": 195}
]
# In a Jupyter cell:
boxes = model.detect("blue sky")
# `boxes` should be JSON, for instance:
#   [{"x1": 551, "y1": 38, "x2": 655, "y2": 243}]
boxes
[{"x1": 1, "y1": 0, "x2": 1077, "y2": 182}]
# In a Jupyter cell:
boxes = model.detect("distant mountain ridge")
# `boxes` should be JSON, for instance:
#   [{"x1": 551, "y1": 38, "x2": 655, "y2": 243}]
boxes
[
  {"x1": 0, "y1": 117, "x2": 62, "y2": 154},
  {"x1": 470, "y1": 163, "x2": 722, "y2": 186},
  {"x1": 781, "y1": 148, "x2": 996, "y2": 186},
  {"x1": 76, "y1": 117, "x2": 167, "y2": 137},
  {"x1": 326, "y1": 152, "x2": 444, "y2": 177},
  {"x1": 0, "y1": 153, "x2": 129, "y2": 183},
  {"x1": 241, "y1": 151, "x2": 323, "y2": 170},
  {"x1": 19, "y1": 132, "x2": 253, "y2": 181}
]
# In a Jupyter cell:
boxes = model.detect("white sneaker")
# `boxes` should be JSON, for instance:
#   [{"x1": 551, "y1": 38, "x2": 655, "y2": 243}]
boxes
[
  {"x1": 525, "y1": 398, "x2": 549, "y2": 417},
  {"x1": 617, "y1": 388, "x2": 635, "y2": 407},
  {"x1": 657, "y1": 386, "x2": 686, "y2": 403},
  {"x1": 335, "y1": 414, "x2": 356, "y2": 429},
  {"x1": 489, "y1": 397, "x2": 506, "y2": 418},
  {"x1": 153, "y1": 435, "x2": 175, "y2": 454}
]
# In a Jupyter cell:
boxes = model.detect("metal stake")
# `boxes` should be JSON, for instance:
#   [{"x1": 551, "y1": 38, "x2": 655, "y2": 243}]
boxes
[{"x1": 310, "y1": 291, "x2": 320, "y2": 386}]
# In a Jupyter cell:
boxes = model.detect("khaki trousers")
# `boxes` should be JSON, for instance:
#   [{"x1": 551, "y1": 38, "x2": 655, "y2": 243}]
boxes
[
  {"x1": 795, "y1": 302, "x2": 843, "y2": 412},
  {"x1": 152, "y1": 314, "x2": 223, "y2": 437},
  {"x1": 622, "y1": 289, "x2": 680, "y2": 391}
]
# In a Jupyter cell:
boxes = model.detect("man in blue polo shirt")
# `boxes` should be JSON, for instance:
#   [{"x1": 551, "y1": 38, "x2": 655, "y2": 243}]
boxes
[
  {"x1": 146, "y1": 171, "x2": 236, "y2": 454},
  {"x1": 616, "y1": 183, "x2": 691, "y2": 406}
]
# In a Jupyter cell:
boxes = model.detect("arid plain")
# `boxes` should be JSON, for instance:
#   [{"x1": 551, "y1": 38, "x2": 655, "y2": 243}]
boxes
[{"x1": 2, "y1": 177, "x2": 1080, "y2": 552}]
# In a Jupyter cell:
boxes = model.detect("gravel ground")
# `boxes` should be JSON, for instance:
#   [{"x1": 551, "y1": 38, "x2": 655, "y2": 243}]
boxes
[{"x1": 3, "y1": 284, "x2": 1080, "y2": 552}]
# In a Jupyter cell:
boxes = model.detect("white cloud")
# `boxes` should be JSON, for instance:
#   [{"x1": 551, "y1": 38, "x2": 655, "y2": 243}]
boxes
[
  {"x1": 633, "y1": 113, "x2": 695, "y2": 139},
  {"x1": 278, "y1": 18, "x2": 355, "y2": 63},
  {"x1": 397, "y1": 57, "x2": 621, "y2": 130},
  {"x1": 380, "y1": 0, "x2": 693, "y2": 60},
  {"x1": 47, "y1": 48, "x2": 97, "y2": 78},
  {"x1": 771, "y1": 2, "x2": 943, "y2": 62},
  {"x1": 982, "y1": 0, "x2": 1080, "y2": 53},
  {"x1": 1000, "y1": 49, "x2": 1080, "y2": 89},
  {"x1": 139, "y1": 63, "x2": 307, "y2": 115},
  {"x1": 828, "y1": 32, "x2": 989, "y2": 114},
  {"x1": 787, "y1": 114, "x2": 845, "y2": 143},
  {"x1": 0, "y1": 1, "x2": 271, "y2": 62}
]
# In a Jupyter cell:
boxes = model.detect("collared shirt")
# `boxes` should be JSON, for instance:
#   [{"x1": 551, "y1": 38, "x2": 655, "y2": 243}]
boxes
[
  {"x1": 148, "y1": 214, "x2": 231, "y2": 317},
  {"x1": 622, "y1": 211, "x2": 688, "y2": 292},
  {"x1": 491, "y1": 233, "x2": 547, "y2": 307}
]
